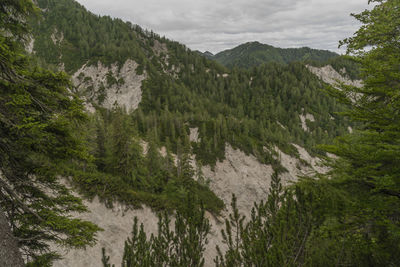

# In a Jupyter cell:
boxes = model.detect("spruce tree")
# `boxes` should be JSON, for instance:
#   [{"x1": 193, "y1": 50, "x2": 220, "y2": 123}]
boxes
[
  {"x1": 303, "y1": 0, "x2": 400, "y2": 265},
  {"x1": 0, "y1": 0, "x2": 100, "y2": 264}
]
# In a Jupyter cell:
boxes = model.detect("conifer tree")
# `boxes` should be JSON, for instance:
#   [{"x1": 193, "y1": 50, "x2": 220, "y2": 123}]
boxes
[
  {"x1": 0, "y1": 0, "x2": 100, "y2": 265},
  {"x1": 115, "y1": 195, "x2": 210, "y2": 267},
  {"x1": 302, "y1": 0, "x2": 400, "y2": 265},
  {"x1": 215, "y1": 171, "x2": 313, "y2": 266}
]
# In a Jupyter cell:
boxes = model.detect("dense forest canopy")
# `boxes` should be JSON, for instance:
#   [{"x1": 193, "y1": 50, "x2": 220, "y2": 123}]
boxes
[
  {"x1": 208, "y1": 41, "x2": 339, "y2": 68},
  {"x1": 28, "y1": 0, "x2": 353, "y2": 215},
  {"x1": 2, "y1": 0, "x2": 398, "y2": 266}
]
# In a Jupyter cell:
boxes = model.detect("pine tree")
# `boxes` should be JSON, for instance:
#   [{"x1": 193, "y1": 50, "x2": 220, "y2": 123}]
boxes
[
  {"x1": 117, "y1": 195, "x2": 210, "y2": 267},
  {"x1": 215, "y1": 171, "x2": 313, "y2": 266}
]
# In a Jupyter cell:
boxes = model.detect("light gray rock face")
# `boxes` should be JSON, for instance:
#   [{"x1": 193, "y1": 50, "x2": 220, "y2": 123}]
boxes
[
  {"x1": 299, "y1": 113, "x2": 315, "y2": 132},
  {"x1": 190, "y1": 127, "x2": 200, "y2": 142},
  {"x1": 306, "y1": 64, "x2": 362, "y2": 88},
  {"x1": 52, "y1": 197, "x2": 158, "y2": 267},
  {"x1": 54, "y1": 143, "x2": 325, "y2": 267},
  {"x1": 72, "y1": 59, "x2": 146, "y2": 112},
  {"x1": 25, "y1": 37, "x2": 34, "y2": 54},
  {"x1": 203, "y1": 144, "x2": 274, "y2": 218},
  {"x1": 51, "y1": 28, "x2": 64, "y2": 46}
]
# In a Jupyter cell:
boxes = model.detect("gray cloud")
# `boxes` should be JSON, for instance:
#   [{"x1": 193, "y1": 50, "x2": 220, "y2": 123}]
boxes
[{"x1": 75, "y1": 0, "x2": 371, "y2": 54}]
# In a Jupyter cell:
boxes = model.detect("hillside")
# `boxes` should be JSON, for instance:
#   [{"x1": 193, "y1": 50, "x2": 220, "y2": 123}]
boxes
[
  {"x1": 3, "y1": 0, "x2": 399, "y2": 266},
  {"x1": 27, "y1": 0, "x2": 360, "y2": 265},
  {"x1": 31, "y1": 0, "x2": 352, "y2": 219},
  {"x1": 207, "y1": 41, "x2": 338, "y2": 68}
]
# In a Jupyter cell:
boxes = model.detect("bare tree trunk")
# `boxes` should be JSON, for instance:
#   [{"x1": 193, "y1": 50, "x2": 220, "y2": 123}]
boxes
[{"x1": 0, "y1": 207, "x2": 24, "y2": 267}]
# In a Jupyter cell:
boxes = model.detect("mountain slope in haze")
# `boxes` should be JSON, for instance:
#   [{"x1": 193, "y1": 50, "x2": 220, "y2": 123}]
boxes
[{"x1": 209, "y1": 41, "x2": 339, "y2": 68}]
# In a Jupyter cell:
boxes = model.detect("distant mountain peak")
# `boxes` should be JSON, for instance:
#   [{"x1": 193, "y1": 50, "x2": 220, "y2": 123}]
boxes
[{"x1": 208, "y1": 41, "x2": 338, "y2": 68}]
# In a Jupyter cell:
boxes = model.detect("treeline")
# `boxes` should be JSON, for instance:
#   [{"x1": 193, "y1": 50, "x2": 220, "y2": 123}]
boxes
[
  {"x1": 32, "y1": 0, "x2": 155, "y2": 72},
  {"x1": 65, "y1": 107, "x2": 223, "y2": 213},
  {"x1": 211, "y1": 41, "x2": 339, "y2": 68}
]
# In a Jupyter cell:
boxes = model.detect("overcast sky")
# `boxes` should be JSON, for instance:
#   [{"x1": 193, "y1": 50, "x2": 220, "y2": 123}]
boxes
[{"x1": 75, "y1": 0, "x2": 371, "y2": 54}]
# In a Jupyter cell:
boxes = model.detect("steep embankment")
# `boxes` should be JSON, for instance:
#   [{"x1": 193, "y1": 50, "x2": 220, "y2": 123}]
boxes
[
  {"x1": 306, "y1": 64, "x2": 362, "y2": 88},
  {"x1": 72, "y1": 59, "x2": 146, "y2": 111},
  {"x1": 53, "y1": 141, "x2": 326, "y2": 267}
]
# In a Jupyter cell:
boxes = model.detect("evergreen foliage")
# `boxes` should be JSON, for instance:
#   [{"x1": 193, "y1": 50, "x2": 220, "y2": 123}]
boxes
[
  {"x1": 66, "y1": 107, "x2": 224, "y2": 213},
  {"x1": 294, "y1": 0, "x2": 400, "y2": 265},
  {"x1": 0, "y1": 0, "x2": 100, "y2": 264},
  {"x1": 28, "y1": 0, "x2": 353, "y2": 214},
  {"x1": 104, "y1": 195, "x2": 210, "y2": 267},
  {"x1": 215, "y1": 172, "x2": 313, "y2": 266},
  {"x1": 32, "y1": 0, "x2": 152, "y2": 72},
  {"x1": 210, "y1": 41, "x2": 339, "y2": 68}
]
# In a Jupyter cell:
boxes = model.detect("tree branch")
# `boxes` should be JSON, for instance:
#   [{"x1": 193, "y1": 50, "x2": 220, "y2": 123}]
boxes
[{"x1": 0, "y1": 175, "x2": 44, "y2": 223}]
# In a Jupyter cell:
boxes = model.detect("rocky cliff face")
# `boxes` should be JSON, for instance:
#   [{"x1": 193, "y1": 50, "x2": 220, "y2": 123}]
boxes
[
  {"x1": 72, "y1": 59, "x2": 146, "y2": 112},
  {"x1": 53, "y1": 141, "x2": 325, "y2": 267},
  {"x1": 306, "y1": 64, "x2": 362, "y2": 88}
]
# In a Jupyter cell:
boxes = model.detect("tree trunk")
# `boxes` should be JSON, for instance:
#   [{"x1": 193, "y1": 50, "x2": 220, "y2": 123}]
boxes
[{"x1": 0, "y1": 207, "x2": 24, "y2": 267}]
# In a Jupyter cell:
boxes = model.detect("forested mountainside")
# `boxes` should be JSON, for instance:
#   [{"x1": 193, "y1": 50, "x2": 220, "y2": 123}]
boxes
[
  {"x1": 2, "y1": 0, "x2": 400, "y2": 266},
  {"x1": 200, "y1": 42, "x2": 361, "y2": 81},
  {"x1": 30, "y1": 0, "x2": 352, "y2": 212},
  {"x1": 203, "y1": 41, "x2": 338, "y2": 68}
]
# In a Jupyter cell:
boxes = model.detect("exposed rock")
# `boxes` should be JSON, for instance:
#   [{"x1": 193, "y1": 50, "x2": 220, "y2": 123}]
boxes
[
  {"x1": 152, "y1": 40, "x2": 168, "y2": 56},
  {"x1": 277, "y1": 121, "x2": 286, "y2": 129},
  {"x1": 72, "y1": 59, "x2": 146, "y2": 112},
  {"x1": 306, "y1": 64, "x2": 362, "y2": 88},
  {"x1": 275, "y1": 144, "x2": 328, "y2": 184},
  {"x1": 25, "y1": 37, "x2": 34, "y2": 53},
  {"x1": 52, "y1": 197, "x2": 159, "y2": 267},
  {"x1": 51, "y1": 28, "x2": 64, "y2": 45},
  {"x1": 299, "y1": 113, "x2": 315, "y2": 132},
  {"x1": 190, "y1": 127, "x2": 200, "y2": 142},
  {"x1": 202, "y1": 144, "x2": 274, "y2": 218},
  {"x1": 348, "y1": 126, "x2": 353, "y2": 133},
  {"x1": 292, "y1": 144, "x2": 328, "y2": 174},
  {"x1": 54, "y1": 143, "x2": 327, "y2": 267}
]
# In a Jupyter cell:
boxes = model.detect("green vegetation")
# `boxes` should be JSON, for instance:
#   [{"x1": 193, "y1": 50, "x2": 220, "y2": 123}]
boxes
[
  {"x1": 29, "y1": 0, "x2": 352, "y2": 217},
  {"x1": 104, "y1": 0, "x2": 400, "y2": 266},
  {"x1": 308, "y1": 55, "x2": 361, "y2": 80},
  {"x1": 65, "y1": 107, "x2": 223, "y2": 214},
  {"x1": 32, "y1": 0, "x2": 153, "y2": 72},
  {"x1": 215, "y1": 173, "x2": 313, "y2": 266},
  {"x1": 209, "y1": 41, "x2": 338, "y2": 68},
  {"x1": 309, "y1": 0, "x2": 400, "y2": 264},
  {"x1": 217, "y1": 0, "x2": 400, "y2": 265},
  {"x1": 7, "y1": 0, "x2": 397, "y2": 265},
  {"x1": 0, "y1": 0, "x2": 100, "y2": 265},
  {"x1": 104, "y1": 195, "x2": 210, "y2": 267}
]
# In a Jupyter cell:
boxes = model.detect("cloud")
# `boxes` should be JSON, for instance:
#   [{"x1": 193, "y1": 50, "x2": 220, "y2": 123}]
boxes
[{"x1": 75, "y1": 0, "x2": 371, "y2": 54}]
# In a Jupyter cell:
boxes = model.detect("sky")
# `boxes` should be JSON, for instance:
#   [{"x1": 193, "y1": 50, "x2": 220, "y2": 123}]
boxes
[{"x1": 75, "y1": 0, "x2": 372, "y2": 54}]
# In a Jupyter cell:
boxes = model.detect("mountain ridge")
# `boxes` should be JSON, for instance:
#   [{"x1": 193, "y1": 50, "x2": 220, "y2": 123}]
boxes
[{"x1": 201, "y1": 41, "x2": 339, "y2": 68}]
